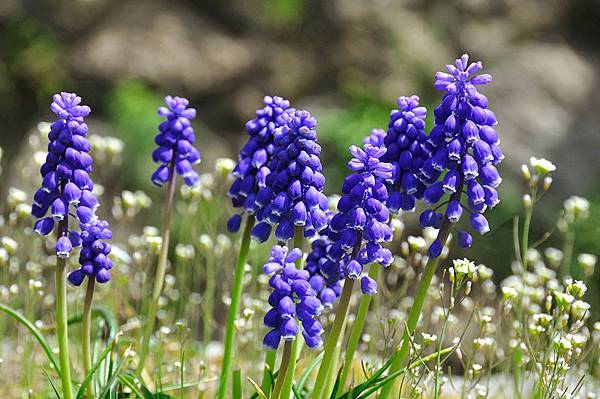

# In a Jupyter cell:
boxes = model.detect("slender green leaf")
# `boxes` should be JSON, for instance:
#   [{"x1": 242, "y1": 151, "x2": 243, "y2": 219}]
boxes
[
  {"x1": 96, "y1": 348, "x2": 131, "y2": 399},
  {"x1": 118, "y1": 374, "x2": 145, "y2": 398},
  {"x1": 297, "y1": 351, "x2": 324, "y2": 393},
  {"x1": 247, "y1": 377, "x2": 268, "y2": 399},
  {"x1": 0, "y1": 303, "x2": 61, "y2": 376},
  {"x1": 76, "y1": 334, "x2": 122, "y2": 399},
  {"x1": 43, "y1": 368, "x2": 61, "y2": 399},
  {"x1": 233, "y1": 369, "x2": 243, "y2": 399}
]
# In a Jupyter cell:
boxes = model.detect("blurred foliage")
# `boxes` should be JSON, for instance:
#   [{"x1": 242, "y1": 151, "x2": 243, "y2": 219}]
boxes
[
  {"x1": 105, "y1": 80, "x2": 162, "y2": 190},
  {"x1": 262, "y1": 0, "x2": 304, "y2": 26},
  {"x1": 0, "y1": 18, "x2": 67, "y2": 100}
]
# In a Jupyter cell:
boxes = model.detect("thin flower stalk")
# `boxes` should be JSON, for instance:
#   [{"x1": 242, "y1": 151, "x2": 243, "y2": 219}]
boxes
[{"x1": 216, "y1": 215, "x2": 255, "y2": 399}]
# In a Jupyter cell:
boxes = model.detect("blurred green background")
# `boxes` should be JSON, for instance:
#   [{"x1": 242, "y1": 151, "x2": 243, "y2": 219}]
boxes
[{"x1": 1, "y1": 0, "x2": 599, "y2": 291}]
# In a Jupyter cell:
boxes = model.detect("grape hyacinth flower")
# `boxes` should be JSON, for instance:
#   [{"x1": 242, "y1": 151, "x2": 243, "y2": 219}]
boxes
[
  {"x1": 227, "y1": 96, "x2": 293, "y2": 232},
  {"x1": 67, "y1": 218, "x2": 113, "y2": 286},
  {"x1": 33, "y1": 93, "x2": 113, "y2": 283},
  {"x1": 140, "y1": 95, "x2": 200, "y2": 373},
  {"x1": 363, "y1": 128, "x2": 386, "y2": 148},
  {"x1": 151, "y1": 95, "x2": 201, "y2": 187},
  {"x1": 380, "y1": 55, "x2": 503, "y2": 399},
  {"x1": 312, "y1": 142, "x2": 394, "y2": 398},
  {"x1": 32, "y1": 92, "x2": 113, "y2": 399},
  {"x1": 382, "y1": 96, "x2": 430, "y2": 213},
  {"x1": 305, "y1": 236, "x2": 342, "y2": 308},
  {"x1": 263, "y1": 245, "x2": 324, "y2": 349},
  {"x1": 420, "y1": 53, "x2": 502, "y2": 256},
  {"x1": 252, "y1": 110, "x2": 328, "y2": 243},
  {"x1": 324, "y1": 144, "x2": 394, "y2": 295}
]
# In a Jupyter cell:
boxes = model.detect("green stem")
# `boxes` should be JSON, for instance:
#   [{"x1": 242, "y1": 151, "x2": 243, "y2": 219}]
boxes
[
  {"x1": 521, "y1": 205, "x2": 533, "y2": 271},
  {"x1": 82, "y1": 278, "x2": 96, "y2": 399},
  {"x1": 323, "y1": 320, "x2": 347, "y2": 398},
  {"x1": 260, "y1": 350, "x2": 277, "y2": 396},
  {"x1": 312, "y1": 278, "x2": 355, "y2": 399},
  {"x1": 278, "y1": 228, "x2": 305, "y2": 399},
  {"x1": 138, "y1": 163, "x2": 177, "y2": 373},
  {"x1": 216, "y1": 216, "x2": 255, "y2": 399},
  {"x1": 338, "y1": 265, "x2": 378, "y2": 391},
  {"x1": 272, "y1": 340, "x2": 293, "y2": 399},
  {"x1": 560, "y1": 227, "x2": 575, "y2": 278},
  {"x1": 379, "y1": 179, "x2": 462, "y2": 399},
  {"x1": 233, "y1": 369, "x2": 243, "y2": 399},
  {"x1": 56, "y1": 220, "x2": 73, "y2": 399},
  {"x1": 280, "y1": 335, "x2": 300, "y2": 399}
]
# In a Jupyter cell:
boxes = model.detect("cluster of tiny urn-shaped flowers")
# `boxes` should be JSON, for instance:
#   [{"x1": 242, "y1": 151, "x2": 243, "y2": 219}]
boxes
[
  {"x1": 252, "y1": 110, "x2": 329, "y2": 242},
  {"x1": 263, "y1": 245, "x2": 324, "y2": 349},
  {"x1": 151, "y1": 96, "x2": 201, "y2": 188},
  {"x1": 32, "y1": 93, "x2": 113, "y2": 285}
]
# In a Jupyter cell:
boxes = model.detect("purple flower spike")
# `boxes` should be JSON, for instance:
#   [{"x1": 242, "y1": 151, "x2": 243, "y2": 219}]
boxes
[
  {"x1": 152, "y1": 95, "x2": 201, "y2": 187},
  {"x1": 382, "y1": 95, "x2": 430, "y2": 213},
  {"x1": 263, "y1": 245, "x2": 324, "y2": 349},
  {"x1": 420, "y1": 54, "x2": 503, "y2": 246},
  {"x1": 228, "y1": 96, "x2": 293, "y2": 230},
  {"x1": 32, "y1": 92, "x2": 112, "y2": 285},
  {"x1": 324, "y1": 142, "x2": 393, "y2": 295},
  {"x1": 253, "y1": 110, "x2": 328, "y2": 242}
]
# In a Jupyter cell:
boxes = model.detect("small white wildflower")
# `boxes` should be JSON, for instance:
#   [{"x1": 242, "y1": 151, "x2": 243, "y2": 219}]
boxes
[
  {"x1": 529, "y1": 157, "x2": 556, "y2": 174},
  {"x1": 502, "y1": 286, "x2": 519, "y2": 300},
  {"x1": 421, "y1": 333, "x2": 438, "y2": 345},
  {"x1": 215, "y1": 157, "x2": 236, "y2": 176},
  {"x1": 578, "y1": 253, "x2": 597, "y2": 278},
  {"x1": 567, "y1": 280, "x2": 587, "y2": 299},
  {"x1": 198, "y1": 234, "x2": 214, "y2": 252},
  {"x1": 407, "y1": 236, "x2": 426, "y2": 251},
  {"x1": 571, "y1": 300, "x2": 591, "y2": 320}
]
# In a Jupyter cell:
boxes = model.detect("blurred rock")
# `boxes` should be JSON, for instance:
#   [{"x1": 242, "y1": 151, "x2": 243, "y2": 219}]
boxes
[{"x1": 70, "y1": 0, "x2": 257, "y2": 93}]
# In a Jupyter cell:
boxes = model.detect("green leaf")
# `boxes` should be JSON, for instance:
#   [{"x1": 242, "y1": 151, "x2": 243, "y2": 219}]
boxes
[
  {"x1": 247, "y1": 377, "x2": 268, "y2": 399},
  {"x1": 76, "y1": 333, "x2": 122, "y2": 399},
  {"x1": 96, "y1": 347, "x2": 131, "y2": 399},
  {"x1": 297, "y1": 351, "x2": 323, "y2": 393},
  {"x1": 0, "y1": 303, "x2": 61, "y2": 376}
]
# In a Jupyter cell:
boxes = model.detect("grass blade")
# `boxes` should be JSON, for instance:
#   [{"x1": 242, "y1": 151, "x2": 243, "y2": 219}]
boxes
[
  {"x1": 248, "y1": 377, "x2": 268, "y2": 399},
  {"x1": 76, "y1": 332, "x2": 122, "y2": 399},
  {"x1": 0, "y1": 303, "x2": 61, "y2": 376}
]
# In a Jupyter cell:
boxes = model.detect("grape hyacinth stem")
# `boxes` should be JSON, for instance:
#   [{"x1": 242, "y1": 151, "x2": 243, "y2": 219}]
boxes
[
  {"x1": 313, "y1": 278, "x2": 355, "y2": 399},
  {"x1": 272, "y1": 339, "x2": 293, "y2": 399},
  {"x1": 82, "y1": 278, "x2": 96, "y2": 399},
  {"x1": 138, "y1": 162, "x2": 177, "y2": 373},
  {"x1": 339, "y1": 264, "x2": 379, "y2": 389},
  {"x1": 260, "y1": 350, "x2": 277, "y2": 396},
  {"x1": 216, "y1": 215, "x2": 255, "y2": 399},
  {"x1": 276, "y1": 227, "x2": 305, "y2": 399},
  {"x1": 313, "y1": 234, "x2": 363, "y2": 399},
  {"x1": 56, "y1": 219, "x2": 73, "y2": 399},
  {"x1": 379, "y1": 182, "x2": 463, "y2": 399}
]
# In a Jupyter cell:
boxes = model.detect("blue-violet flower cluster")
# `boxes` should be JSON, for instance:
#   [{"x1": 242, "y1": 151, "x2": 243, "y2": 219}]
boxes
[
  {"x1": 152, "y1": 96, "x2": 201, "y2": 187},
  {"x1": 263, "y1": 245, "x2": 324, "y2": 349},
  {"x1": 227, "y1": 96, "x2": 292, "y2": 232},
  {"x1": 252, "y1": 110, "x2": 328, "y2": 242},
  {"x1": 305, "y1": 236, "x2": 342, "y2": 308},
  {"x1": 422, "y1": 54, "x2": 503, "y2": 256},
  {"x1": 382, "y1": 96, "x2": 430, "y2": 213},
  {"x1": 32, "y1": 92, "x2": 113, "y2": 284},
  {"x1": 323, "y1": 144, "x2": 394, "y2": 295}
]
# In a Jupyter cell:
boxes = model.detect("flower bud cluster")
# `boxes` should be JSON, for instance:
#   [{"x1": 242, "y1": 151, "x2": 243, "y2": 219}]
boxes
[
  {"x1": 423, "y1": 55, "x2": 503, "y2": 255},
  {"x1": 151, "y1": 96, "x2": 201, "y2": 187},
  {"x1": 228, "y1": 96, "x2": 292, "y2": 232},
  {"x1": 252, "y1": 110, "x2": 328, "y2": 242},
  {"x1": 32, "y1": 92, "x2": 113, "y2": 284},
  {"x1": 262, "y1": 245, "x2": 324, "y2": 349},
  {"x1": 323, "y1": 144, "x2": 394, "y2": 295}
]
